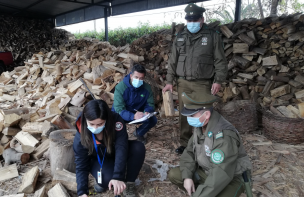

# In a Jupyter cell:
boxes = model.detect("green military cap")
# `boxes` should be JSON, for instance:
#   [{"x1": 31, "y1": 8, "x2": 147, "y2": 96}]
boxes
[
  {"x1": 184, "y1": 3, "x2": 206, "y2": 20},
  {"x1": 181, "y1": 92, "x2": 219, "y2": 116}
]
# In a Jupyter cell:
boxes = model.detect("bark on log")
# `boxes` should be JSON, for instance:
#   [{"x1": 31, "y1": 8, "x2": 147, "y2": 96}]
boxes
[{"x1": 49, "y1": 129, "x2": 77, "y2": 176}]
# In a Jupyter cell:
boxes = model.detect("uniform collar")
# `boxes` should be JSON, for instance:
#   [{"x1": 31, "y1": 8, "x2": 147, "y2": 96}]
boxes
[{"x1": 203, "y1": 111, "x2": 221, "y2": 136}]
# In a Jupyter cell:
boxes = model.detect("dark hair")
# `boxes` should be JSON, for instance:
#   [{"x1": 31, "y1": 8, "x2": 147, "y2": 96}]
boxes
[
  {"x1": 131, "y1": 64, "x2": 146, "y2": 76},
  {"x1": 80, "y1": 100, "x2": 115, "y2": 154}
]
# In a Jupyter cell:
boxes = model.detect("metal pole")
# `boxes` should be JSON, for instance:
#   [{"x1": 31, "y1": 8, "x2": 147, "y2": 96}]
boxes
[
  {"x1": 94, "y1": 19, "x2": 96, "y2": 32},
  {"x1": 234, "y1": 0, "x2": 241, "y2": 22},
  {"x1": 104, "y1": 7, "x2": 108, "y2": 41}
]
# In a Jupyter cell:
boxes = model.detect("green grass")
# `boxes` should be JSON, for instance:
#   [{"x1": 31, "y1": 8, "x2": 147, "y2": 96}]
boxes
[{"x1": 74, "y1": 22, "x2": 171, "y2": 47}]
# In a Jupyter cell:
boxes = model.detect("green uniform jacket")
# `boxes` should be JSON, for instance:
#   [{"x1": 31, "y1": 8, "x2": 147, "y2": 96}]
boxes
[
  {"x1": 180, "y1": 111, "x2": 252, "y2": 197},
  {"x1": 166, "y1": 24, "x2": 227, "y2": 85}
]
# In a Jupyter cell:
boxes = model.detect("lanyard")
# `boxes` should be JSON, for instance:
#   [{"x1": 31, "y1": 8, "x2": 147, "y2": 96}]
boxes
[{"x1": 92, "y1": 134, "x2": 106, "y2": 169}]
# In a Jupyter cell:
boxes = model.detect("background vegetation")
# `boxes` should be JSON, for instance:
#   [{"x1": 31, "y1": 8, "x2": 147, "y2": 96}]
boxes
[{"x1": 74, "y1": 22, "x2": 171, "y2": 46}]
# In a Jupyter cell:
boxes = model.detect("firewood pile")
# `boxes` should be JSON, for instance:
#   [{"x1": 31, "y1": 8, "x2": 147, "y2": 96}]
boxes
[
  {"x1": 1, "y1": 13, "x2": 304, "y2": 196},
  {"x1": 215, "y1": 13, "x2": 304, "y2": 119},
  {"x1": 0, "y1": 15, "x2": 73, "y2": 67}
]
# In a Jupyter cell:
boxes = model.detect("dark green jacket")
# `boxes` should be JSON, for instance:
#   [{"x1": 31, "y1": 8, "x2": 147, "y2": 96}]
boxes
[
  {"x1": 166, "y1": 24, "x2": 227, "y2": 84},
  {"x1": 180, "y1": 111, "x2": 252, "y2": 197}
]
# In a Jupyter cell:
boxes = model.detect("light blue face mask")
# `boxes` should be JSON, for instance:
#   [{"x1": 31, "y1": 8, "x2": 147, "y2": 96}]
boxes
[
  {"x1": 187, "y1": 22, "x2": 201, "y2": 34},
  {"x1": 132, "y1": 78, "x2": 143, "y2": 88},
  {"x1": 87, "y1": 121, "x2": 106, "y2": 134},
  {"x1": 187, "y1": 112, "x2": 206, "y2": 127}
]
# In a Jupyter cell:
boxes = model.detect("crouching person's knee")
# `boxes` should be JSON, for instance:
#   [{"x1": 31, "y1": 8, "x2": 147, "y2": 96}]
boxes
[{"x1": 168, "y1": 167, "x2": 183, "y2": 185}]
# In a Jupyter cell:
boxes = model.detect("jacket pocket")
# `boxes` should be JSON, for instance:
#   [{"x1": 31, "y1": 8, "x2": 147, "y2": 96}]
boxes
[
  {"x1": 195, "y1": 55, "x2": 214, "y2": 79},
  {"x1": 176, "y1": 55, "x2": 186, "y2": 77}
]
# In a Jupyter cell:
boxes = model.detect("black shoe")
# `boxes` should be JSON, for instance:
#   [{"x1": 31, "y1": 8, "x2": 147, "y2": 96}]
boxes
[
  {"x1": 94, "y1": 184, "x2": 105, "y2": 193},
  {"x1": 137, "y1": 136, "x2": 147, "y2": 144},
  {"x1": 175, "y1": 146, "x2": 185, "y2": 154}
]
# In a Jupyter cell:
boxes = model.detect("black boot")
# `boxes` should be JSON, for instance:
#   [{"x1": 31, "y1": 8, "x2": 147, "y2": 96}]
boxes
[{"x1": 175, "y1": 146, "x2": 186, "y2": 154}]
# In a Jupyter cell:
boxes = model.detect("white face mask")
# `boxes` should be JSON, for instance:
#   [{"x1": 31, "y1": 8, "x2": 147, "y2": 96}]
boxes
[
  {"x1": 87, "y1": 121, "x2": 106, "y2": 134},
  {"x1": 187, "y1": 112, "x2": 206, "y2": 127}
]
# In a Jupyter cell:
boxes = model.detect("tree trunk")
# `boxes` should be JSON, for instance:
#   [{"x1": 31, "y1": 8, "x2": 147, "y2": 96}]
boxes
[
  {"x1": 49, "y1": 129, "x2": 76, "y2": 176},
  {"x1": 257, "y1": 0, "x2": 264, "y2": 18},
  {"x1": 270, "y1": 0, "x2": 280, "y2": 17}
]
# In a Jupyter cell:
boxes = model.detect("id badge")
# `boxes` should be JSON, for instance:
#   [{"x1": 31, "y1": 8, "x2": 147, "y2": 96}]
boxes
[{"x1": 97, "y1": 168, "x2": 102, "y2": 184}]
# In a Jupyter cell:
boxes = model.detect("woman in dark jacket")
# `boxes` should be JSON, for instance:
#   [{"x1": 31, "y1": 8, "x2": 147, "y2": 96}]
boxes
[{"x1": 73, "y1": 100, "x2": 146, "y2": 197}]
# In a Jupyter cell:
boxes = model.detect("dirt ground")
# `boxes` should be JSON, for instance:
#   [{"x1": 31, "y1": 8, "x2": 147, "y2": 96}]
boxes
[{"x1": 1, "y1": 115, "x2": 304, "y2": 197}]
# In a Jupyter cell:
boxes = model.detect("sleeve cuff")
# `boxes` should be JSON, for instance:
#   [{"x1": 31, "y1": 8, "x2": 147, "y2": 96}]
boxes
[
  {"x1": 77, "y1": 190, "x2": 87, "y2": 196},
  {"x1": 181, "y1": 169, "x2": 193, "y2": 180}
]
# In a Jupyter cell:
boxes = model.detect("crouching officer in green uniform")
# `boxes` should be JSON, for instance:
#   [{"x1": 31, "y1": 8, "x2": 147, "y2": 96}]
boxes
[
  {"x1": 162, "y1": 3, "x2": 228, "y2": 154},
  {"x1": 168, "y1": 91, "x2": 252, "y2": 197}
]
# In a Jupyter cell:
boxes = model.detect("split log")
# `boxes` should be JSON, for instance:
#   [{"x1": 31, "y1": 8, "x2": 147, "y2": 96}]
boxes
[
  {"x1": 0, "y1": 163, "x2": 19, "y2": 181},
  {"x1": 2, "y1": 127, "x2": 21, "y2": 136},
  {"x1": 3, "y1": 148, "x2": 30, "y2": 166},
  {"x1": 220, "y1": 26, "x2": 234, "y2": 38},
  {"x1": 2, "y1": 194, "x2": 25, "y2": 197},
  {"x1": 48, "y1": 183, "x2": 70, "y2": 197},
  {"x1": 239, "y1": 86, "x2": 250, "y2": 100},
  {"x1": 263, "y1": 55, "x2": 280, "y2": 66},
  {"x1": 162, "y1": 91, "x2": 175, "y2": 116},
  {"x1": 52, "y1": 169, "x2": 77, "y2": 193},
  {"x1": 270, "y1": 84, "x2": 290, "y2": 98},
  {"x1": 298, "y1": 103, "x2": 304, "y2": 118},
  {"x1": 277, "y1": 106, "x2": 297, "y2": 118},
  {"x1": 233, "y1": 43, "x2": 249, "y2": 53},
  {"x1": 32, "y1": 139, "x2": 50, "y2": 160},
  {"x1": 270, "y1": 75, "x2": 289, "y2": 83},
  {"x1": 270, "y1": 106, "x2": 284, "y2": 117},
  {"x1": 295, "y1": 75, "x2": 304, "y2": 85},
  {"x1": 51, "y1": 115, "x2": 75, "y2": 130},
  {"x1": 49, "y1": 129, "x2": 77, "y2": 176},
  {"x1": 233, "y1": 56, "x2": 251, "y2": 68},
  {"x1": 18, "y1": 166, "x2": 40, "y2": 193},
  {"x1": 33, "y1": 185, "x2": 46, "y2": 197},
  {"x1": 13, "y1": 131, "x2": 39, "y2": 153},
  {"x1": 1, "y1": 113, "x2": 22, "y2": 127}
]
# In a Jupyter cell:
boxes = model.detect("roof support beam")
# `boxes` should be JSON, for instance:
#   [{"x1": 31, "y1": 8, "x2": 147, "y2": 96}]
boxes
[
  {"x1": 104, "y1": 7, "x2": 109, "y2": 41},
  {"x1": 59, "y1": 0, "x2": 105, "y2": 6},
  {"x1": 13, "y1": 0, "x2": 45, "y2": 15},
  {"x1": 0, "y1": 2, "x2": 22, "y2": 10},
  {"x1": 234, "y1": 0, "x2": 241, "y2": 22}
]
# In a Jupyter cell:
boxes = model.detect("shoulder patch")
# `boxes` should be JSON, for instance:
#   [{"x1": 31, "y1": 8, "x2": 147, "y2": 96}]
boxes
[
  {"x1": 115, "y1": 122, "x2": 123, "y2": 131},
  {"x1": 215, "y1": 131, "x2": 223, "y2": 139},
  {"x1": 211, "y1": 149, "x2": 225, "y2": 164}
]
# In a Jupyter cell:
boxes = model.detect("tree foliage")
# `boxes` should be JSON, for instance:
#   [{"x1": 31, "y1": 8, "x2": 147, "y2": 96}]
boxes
[
  {"x1": 73, "y1": 22, "x2": 171, "y2": 46},
  {"x1": 203, "y1": 0, "x2": 304, "y2": 24}
]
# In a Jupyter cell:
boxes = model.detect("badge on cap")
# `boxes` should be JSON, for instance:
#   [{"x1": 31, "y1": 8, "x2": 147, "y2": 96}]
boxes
[
  {"x1": 207, "y1": 131, "x2": 213, "y2": 138},
  {"x1": 190, "y1": 12, "x2": 193, "y2": 15},
  {"x1": 211, "y1": 149, "x2": 225, "y2": 164}
]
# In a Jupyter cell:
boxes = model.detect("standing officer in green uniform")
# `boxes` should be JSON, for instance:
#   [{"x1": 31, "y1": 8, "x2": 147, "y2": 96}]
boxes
[
  {"x1": 162, "y1": 3, "x2": 228, "y2": 154},
  {"x1": 168, "y1": 91, "x2": 252, "y2": 197}
]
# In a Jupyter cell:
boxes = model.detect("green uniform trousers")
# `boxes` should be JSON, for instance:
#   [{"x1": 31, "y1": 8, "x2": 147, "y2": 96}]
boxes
[
  {"x1": 168, "y1": 167, "x2": 245, "y2": 197},
  {"x1": 177, "y1": 78, "x2": 212, "y2": 147}
]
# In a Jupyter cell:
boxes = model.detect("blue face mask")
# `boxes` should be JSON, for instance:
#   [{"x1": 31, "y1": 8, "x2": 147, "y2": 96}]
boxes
[
  {"x1": 132, "y1": 78, "x2": 143, "y2": 88},
  {"x1": 87, "y1": 122, "x2": 106, "y2": 134},
  {"x1": 187, "y1": 112, "x2": 206, "y2": 127},
  {"x1": 187, "y1": 22, "x2": 201, "y2": 34}
]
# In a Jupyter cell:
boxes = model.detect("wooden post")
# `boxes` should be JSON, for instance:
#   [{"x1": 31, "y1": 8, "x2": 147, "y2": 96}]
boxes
[
  {"x1": 162, "y1": 91, "x2": 175, "y2": 117},
  {"x1": 49, "y1": 129, "x2": 77, "y2": 176}
]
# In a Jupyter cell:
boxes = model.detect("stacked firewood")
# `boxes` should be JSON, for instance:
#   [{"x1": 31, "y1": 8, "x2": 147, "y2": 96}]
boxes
[
  {"x1": 215, "y1": 13, "x2": 304, "y2": 119},
  {"x1": 0, "y1": 15, "x2": 72, "y2": 67}
]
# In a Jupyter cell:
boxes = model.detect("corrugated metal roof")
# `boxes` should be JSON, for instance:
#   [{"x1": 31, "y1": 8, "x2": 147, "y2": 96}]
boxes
[{"x1": 0, "y1": 0, "x2": 204, "y2": 26}]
